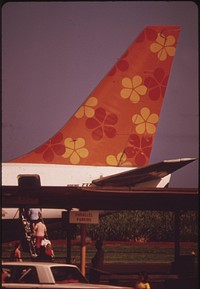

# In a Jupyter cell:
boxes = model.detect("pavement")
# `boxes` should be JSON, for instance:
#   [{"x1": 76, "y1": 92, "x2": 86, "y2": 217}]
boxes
[{"x1": 85, "y1": 262, "x2": 198, "y2": 289}]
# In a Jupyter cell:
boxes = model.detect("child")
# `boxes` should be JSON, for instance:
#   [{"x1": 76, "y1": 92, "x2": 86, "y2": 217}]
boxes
[
  {"x1": 44, "y1": 243, "x2": 55, "y2": 262},
  {"x1": 135, "y1": 271, "x2": 151, "y2": 289},
  {"x1": 10, "y1": 243, "x2": 22, "y2": 262},
  {"x1": 39, "y1": 240, "x2": 55, "y2": 262}
]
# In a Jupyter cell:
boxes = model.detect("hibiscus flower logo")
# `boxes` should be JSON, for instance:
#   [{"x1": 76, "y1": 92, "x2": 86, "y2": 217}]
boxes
[
  {"x1": 144, "y1": 67, "x2": 168, "y2": 101},
  {"x1": 108, "y1": 51, "x2": 129, "y2": 76},
  {"x1": 132, "y1": 107, "x2": 159, "y2": 135},
  {"x1": 35, "y1": 132, "x2": 65, "y2": 162},
  {"x1": 75, "y1": 97, "x2": 98, "y2": 118},
  {"x1": 125, "y1": 134, "x2": 153, "y2": 166},
  {"x1": 120, "y1": 75, "x2": 147, "y2": 103},
  {"x1": 106, "y1": 152, "x2": 132, "y2": 166},
  {"x1": 150, "y1": 33, "x2": 176, "y2": 61},
  {"x1": 62, "y1": 137, "x2": 89, "y2": 164},
  {"x1": 86, "y1": 107, "x2": 118, "y2": 140}
]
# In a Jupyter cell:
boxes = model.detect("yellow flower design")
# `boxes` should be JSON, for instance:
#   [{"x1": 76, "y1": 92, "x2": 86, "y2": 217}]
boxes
[
  {"x1": 62, "y1": 137, "x2": 89, "y2": 164},
  {"x1": 75, "y1": 97, "x2": 98, "y2": 118},
  {"x1": 120, "y1": 75, "x2": 147, "y2": 103},
  {"x1": 132, "y1": 107, "x2": 159, "y2": 134},
  {"x1": 150, "y1": 33, "x2": 176, "y2": 61},
  {"x1": 106, "y1": 152, "x2": 132, "y2": 166}
]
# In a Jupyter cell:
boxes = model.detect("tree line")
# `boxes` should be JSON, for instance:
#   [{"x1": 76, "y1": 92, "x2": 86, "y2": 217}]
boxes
[
  {"x1": 87, "y1": 211, "x2": 198, "y2": 242},
  {"x1": 50, "y1": 210, "x2": 198, "y2": 242}
]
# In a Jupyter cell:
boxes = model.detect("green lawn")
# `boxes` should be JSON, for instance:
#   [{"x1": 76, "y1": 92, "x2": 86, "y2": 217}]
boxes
[
  {"x1": 2, "y1": 241, "x2": 198, "y2": 264},
  {"x1": 54, "y1": 243, "x2": 197, "y2": 263}
]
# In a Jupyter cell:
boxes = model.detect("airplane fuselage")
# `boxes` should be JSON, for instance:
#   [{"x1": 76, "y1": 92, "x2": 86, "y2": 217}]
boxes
[{"x1": 2, "y1": 162, "x2": 170, "y2": 187}]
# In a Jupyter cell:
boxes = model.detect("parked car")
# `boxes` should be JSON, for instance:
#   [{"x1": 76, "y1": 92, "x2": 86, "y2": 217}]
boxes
[{"x1": 2, "y1": 262, "x2": 131, "y2": 289}]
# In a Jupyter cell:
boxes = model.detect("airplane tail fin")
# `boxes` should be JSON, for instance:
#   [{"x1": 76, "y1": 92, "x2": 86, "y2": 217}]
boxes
[{"x1": 11, "y1": 26, "x2": 181, "y2": 167}]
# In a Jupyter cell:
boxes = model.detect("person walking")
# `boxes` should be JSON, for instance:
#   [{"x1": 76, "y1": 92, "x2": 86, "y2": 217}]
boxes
[
  {"x1": 29, "y1": 208, "x2": 42, "y2": 231},
  {"x1": 34, "y1": 219, "x2": 47, "y2": 255},
  {"x1": 89, "y1": 239, "x2": 104, "y2": 284}
]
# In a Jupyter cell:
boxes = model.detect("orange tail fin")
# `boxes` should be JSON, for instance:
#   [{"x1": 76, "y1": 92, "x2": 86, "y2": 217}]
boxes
[{"x1": 11, "y1": 26, "x2": 180, "y2": 167}]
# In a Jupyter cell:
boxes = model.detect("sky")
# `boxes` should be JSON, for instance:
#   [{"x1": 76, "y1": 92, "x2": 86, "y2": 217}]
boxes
[{"x1": 2, "y1": 1, "x2": 199, "y2": 188}]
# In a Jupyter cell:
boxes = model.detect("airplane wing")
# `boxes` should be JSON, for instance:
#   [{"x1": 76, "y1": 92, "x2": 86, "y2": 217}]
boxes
[{"x1": 92, "y1": 158, "x2": 196, "y2": 187}]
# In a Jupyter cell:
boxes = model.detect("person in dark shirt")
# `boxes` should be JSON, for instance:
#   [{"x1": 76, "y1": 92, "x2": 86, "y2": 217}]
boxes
[{"x1": 89, "y1": 240, "x2": 104, "y2": 283}]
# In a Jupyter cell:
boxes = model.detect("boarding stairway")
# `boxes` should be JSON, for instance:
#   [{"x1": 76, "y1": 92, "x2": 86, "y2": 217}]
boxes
[{"x1": 20, "y1": 211, "x2": 38, "y2": 258}]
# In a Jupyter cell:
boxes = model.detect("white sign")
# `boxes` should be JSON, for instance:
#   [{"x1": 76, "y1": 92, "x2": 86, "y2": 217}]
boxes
[{"x1": 69, "y1": 211, "x2": 99, "y2": 224}]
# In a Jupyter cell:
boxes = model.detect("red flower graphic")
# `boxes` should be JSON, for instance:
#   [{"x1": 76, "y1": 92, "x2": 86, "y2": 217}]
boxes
[
  {"x1": 86, "y1": 107, "x2": 118, "y2": 140},
  {"x1": 35, "y1": 132, "x2": 65, "y2": 162},
  {"x1": 108, "y1": 51, "x2": 129, "y2": 76},
  {"x1": 136, "y1": 27, "x2": 158, "y2": 43},
  {"x1": 144, "y1": 67, "x2": 168, "y2": 101},
  {"x1": 125, "y1": 134, "x2": 153, "y2": 166}
]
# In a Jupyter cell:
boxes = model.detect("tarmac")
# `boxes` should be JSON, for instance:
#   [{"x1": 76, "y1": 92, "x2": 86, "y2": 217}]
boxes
[{"x1": 85, "y1": 262, "x2": 198, "y2": 289}]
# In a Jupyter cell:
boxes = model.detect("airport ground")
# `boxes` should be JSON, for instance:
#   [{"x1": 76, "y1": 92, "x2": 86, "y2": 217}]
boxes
[{"x1": 93, "y1": 262, "x2": 198, "y2": 288}]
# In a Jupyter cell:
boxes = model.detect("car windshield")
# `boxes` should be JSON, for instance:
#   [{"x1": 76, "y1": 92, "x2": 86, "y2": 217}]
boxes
[{"x1": 51, "y1": 266, "x2": 88, "y2": 284}]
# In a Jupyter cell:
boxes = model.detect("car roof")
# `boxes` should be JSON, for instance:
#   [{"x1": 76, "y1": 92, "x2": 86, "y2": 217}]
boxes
[{"x1": 2, "y1": 262, "x2": 78, "y2": 268}]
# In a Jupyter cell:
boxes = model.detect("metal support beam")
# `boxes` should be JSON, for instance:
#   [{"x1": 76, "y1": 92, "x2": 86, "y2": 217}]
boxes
[
  {"x1": 80, "y1": 224, "x2": 87, "y2": 276},
  {"x1": 62, "y1": 210, "x2": 71, "y2": 263},
  {"x1": 174, "y1": 210, "x2": 180, "y2": 261}
]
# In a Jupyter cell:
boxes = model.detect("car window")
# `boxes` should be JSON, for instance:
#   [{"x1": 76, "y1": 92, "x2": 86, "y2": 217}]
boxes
[
  {"x1": 2, "y1": 265, "x2": 39, "y2": 284},
  {"x1": 2, "y1": 268, "x2": 11, "y2": 283},
  {"x1": 51, "y1": 266, "x2": 88, "y2": 284}
]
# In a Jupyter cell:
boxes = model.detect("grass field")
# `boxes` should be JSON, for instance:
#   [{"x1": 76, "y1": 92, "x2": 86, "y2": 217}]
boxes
[{"x1": 2, "y1": 240, "x2": 198, "y2": 264}]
